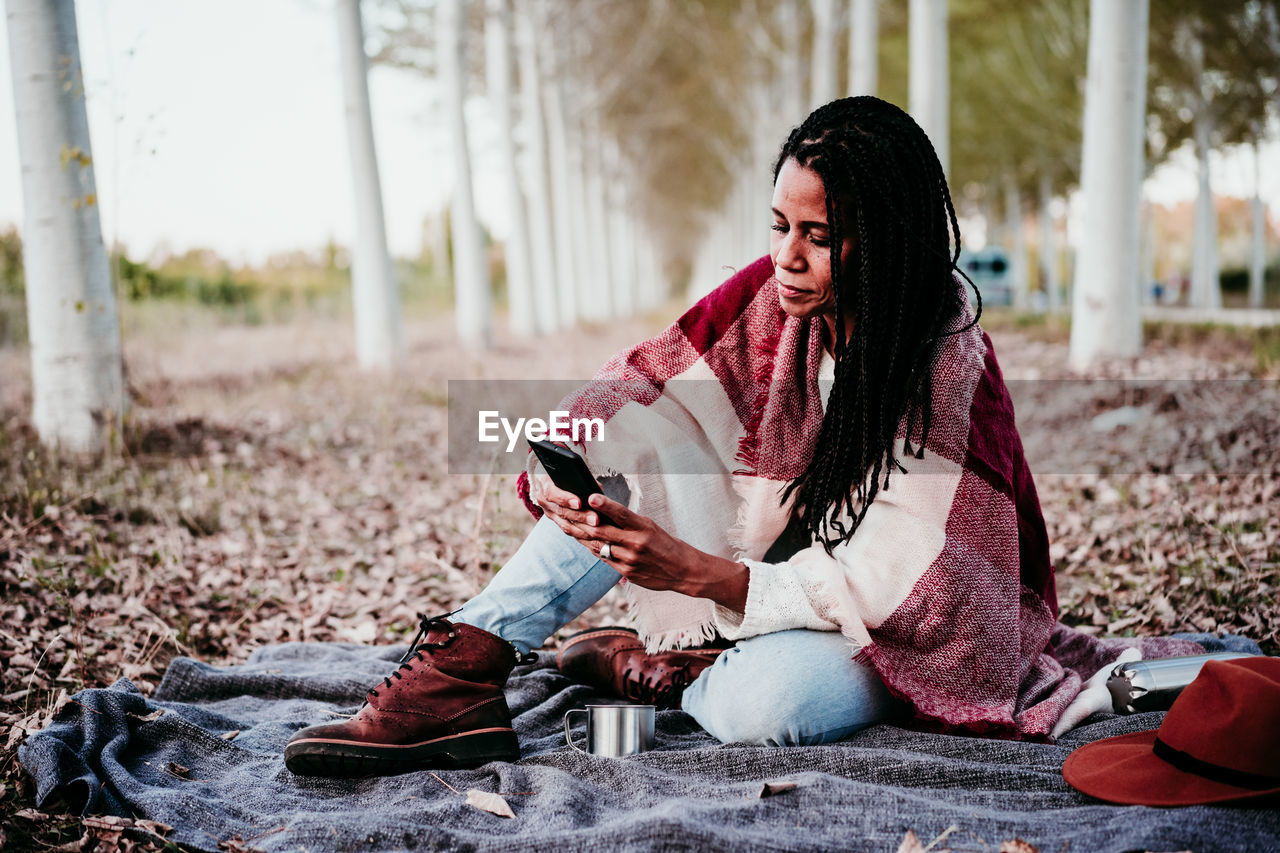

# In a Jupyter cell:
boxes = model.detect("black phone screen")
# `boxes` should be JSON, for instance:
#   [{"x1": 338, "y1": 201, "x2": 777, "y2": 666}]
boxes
[{"x1": 527, "y1": 439, "x2": 604, "y2": 508}]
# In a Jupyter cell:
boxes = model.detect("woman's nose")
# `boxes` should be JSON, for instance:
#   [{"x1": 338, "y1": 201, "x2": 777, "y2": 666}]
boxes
[{"x1": 774, "y1": 232, "x2": 805, "y2": 271}]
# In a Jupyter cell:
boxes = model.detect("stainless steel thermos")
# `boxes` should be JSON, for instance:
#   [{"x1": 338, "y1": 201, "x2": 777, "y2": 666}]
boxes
[{"x1": 1106, "y1": 652, "x2": 1256, "y2": 713}]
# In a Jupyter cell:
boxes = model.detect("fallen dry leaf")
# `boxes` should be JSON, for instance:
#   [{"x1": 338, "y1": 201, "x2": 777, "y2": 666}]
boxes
[
  {"x1": 217, "y1": 836, "x2": 267, "y2": 853},
  {"x1": 758, "y1": 780, "x2": 798, "y2": 797},
  {"x1": 128, "y1": 708, "x2": 165, "y2": 723},
  {"x1": 133, "y1": 818, "x2": 174, "y2": 836},
  {"x1": 16, "y1": 807, "x2": 49, "y2": 821},
  {"x1": 465, "y1": 788, "x2": 515, "y2": 818},
  {"x1": 48, "y1": 689, "x2": 71, "y2": 719},
  {"x1": 897, "y1": 829, "x2": 926, "y2": 853},
  {"x1": 998, "y1": 840, "x2": 1039, "y2": 853}
]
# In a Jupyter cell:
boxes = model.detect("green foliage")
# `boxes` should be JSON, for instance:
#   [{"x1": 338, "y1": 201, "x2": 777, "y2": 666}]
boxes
[
  {"x1": 1148, "y1": 1, "x2": 1280, "y2": 158},
  {"x1": 117, "y1": 253, "x2": 257, "y2": 308},
  {"x1": 0, "y1": 226, "x2": 22, "y2": 295},
  {"x1": 0, "y1": 231, "x2": 25, "y2": 346}
]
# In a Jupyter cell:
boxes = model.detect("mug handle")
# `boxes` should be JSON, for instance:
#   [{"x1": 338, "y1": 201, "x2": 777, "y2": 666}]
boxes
[{"x1": 563, "y1": 708, "x2": 589, "y2": 754}]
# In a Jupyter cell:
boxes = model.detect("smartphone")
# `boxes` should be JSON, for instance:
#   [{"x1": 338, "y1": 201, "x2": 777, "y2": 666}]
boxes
[{"x1": 527, "y1": 439, "x2": 610, "y2": 521}]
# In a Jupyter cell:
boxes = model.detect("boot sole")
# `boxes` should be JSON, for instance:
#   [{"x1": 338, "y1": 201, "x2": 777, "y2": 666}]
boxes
[{"x1": 284, "y1": 727, "x2": 519, "y2": 777}]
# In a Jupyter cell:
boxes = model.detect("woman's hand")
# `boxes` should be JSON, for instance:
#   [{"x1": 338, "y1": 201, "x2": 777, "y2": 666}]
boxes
[
  {"x1": 561, "y1": 492, "x2": 748, "y2": 613},
  {"x1": 530, "y1": 470, "x2": 601, "y2": 535}
]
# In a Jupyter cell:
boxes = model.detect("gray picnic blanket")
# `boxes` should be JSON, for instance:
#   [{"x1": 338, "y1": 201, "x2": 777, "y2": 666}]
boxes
[{"x1": 19, "y1": 634, "x2": 1276, "y2": 853}]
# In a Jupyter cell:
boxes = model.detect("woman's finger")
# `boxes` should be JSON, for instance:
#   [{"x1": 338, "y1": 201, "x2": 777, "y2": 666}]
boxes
[
  {"x1": 548, "y1": 511, "x2": 596, "y2": 542},
  {"x1": 586, "y1": 493, "x2": 635, "y2": 529},
  {"x1": 597, "y1": 540, "x2": 629, "y2": 564},
  {"x1": 537, "y1": 481, "x2": 586, "y2": 511}
]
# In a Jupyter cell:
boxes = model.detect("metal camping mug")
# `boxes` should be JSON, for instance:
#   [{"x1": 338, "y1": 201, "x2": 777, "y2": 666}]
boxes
[{"x1": 563, "y1": 704, "x2": 656, "y2": 757}]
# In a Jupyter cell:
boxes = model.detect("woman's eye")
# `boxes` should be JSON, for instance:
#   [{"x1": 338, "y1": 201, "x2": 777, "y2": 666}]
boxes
[
  {"x1": 810, "y1": 236, "x2": 830, "y2": 247},
  {"x1": 770, "y1": 223, "x2": 787, "y2": 234}
]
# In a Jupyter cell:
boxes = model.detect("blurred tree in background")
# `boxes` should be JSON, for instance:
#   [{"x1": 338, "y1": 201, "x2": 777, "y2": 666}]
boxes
[{"x1": 360, "y1": 0, "x2": 1276, "y2": 310}]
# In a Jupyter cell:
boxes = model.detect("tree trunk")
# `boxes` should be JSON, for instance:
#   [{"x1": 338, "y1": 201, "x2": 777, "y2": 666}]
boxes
[
  {"x1": 7, "y1": 0, "x2": 123, "y2": 451},
  {"x1": 1004, "y1": 171, "x2": 1027, "y2": 308},
  {"x1": 514, "y1": 0, "x2": 558, "y2": 332},
  {"x1": 438, "y1": 0, "x2": 493, "y2": 348},
  {"x1": 1249, "y1": 139, "x2": 1266, "y2": 309},
  {"x1": 849, "y1": 0, "x2": 878, "y2": 97},
  {"x1": 809, "y1": 0, "x2": 839, "y2": 109},
  {"x1": 1038, "y1": 172, "x2": 1060, "y2": 311},
  {"x1": 580, "y1": 113, "x2": 614, "y2": 321},
  {"x1": 1141, "y1": 197, "x2": 1156, "y2": 306},
  {"x1": 1069, "y1": 0, "x2": 1147, "y2": 367},
  {"x1": 485, "y1": 0, "x2": 536, "y2": 337},
  {"x1": 336, "y1": 0, "x2": 403, "y2": 368},
  {"x1": 1190, "y1": 105, "x2": 1221, "y2": 310},
  {"x1": 908, "y1": 0, "x2": 948, "y2": 178},
  {"x1": 779, "y1": 0, "x2": 807, "y2": 127},
  {"x1": 604, "y1": 136, "x2": 633, "y2": 317},
  {"x1": 543, "y1": 65, "x2": 578, "y2": 327}
]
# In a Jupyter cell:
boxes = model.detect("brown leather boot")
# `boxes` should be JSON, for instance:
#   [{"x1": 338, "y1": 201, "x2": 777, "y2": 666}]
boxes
[
  {"x1": 556, "y1": 627, "x2": 729, "y2": 710},
  {"x1": 285, "y1": 615, "x2": 523, "y2": 777}
]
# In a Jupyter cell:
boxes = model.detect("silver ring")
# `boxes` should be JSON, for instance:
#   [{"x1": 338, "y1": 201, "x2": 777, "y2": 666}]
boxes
[{"x1": 599, "y1": 542, "x2": 612, "y2": 561}]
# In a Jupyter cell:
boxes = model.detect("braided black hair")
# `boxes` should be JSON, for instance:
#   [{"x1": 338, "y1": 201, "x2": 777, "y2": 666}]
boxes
[{"x1": 776, "y1": 96, "x2": 980, "y2": 554}]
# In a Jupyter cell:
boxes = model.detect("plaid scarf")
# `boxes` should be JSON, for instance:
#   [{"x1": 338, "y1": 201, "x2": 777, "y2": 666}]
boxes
[{"x1": 518, "y1": 256, "x2": 1201, "y2": 738}]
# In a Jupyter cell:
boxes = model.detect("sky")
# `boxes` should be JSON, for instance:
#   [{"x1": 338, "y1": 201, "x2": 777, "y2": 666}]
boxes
[
  {"x1": 0, "y1": 0, "x2": 512, "y2": 266},
  {"x1": 0, "y1": 1, "x2": 1275, "y2": 267}
]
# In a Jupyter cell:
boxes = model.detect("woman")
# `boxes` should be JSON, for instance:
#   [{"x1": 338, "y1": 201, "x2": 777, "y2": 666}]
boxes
[{"x1": 283, "y1": 96, "x2": 1070, "y2": 778}]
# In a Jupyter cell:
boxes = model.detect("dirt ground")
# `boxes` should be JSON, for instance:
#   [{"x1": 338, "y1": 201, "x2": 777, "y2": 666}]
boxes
[{"x1": 1, "y1": 306, "x2": 1277, "y2": 850}]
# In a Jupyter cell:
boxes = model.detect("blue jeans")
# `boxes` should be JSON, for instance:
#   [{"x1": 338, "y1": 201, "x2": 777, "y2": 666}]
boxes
[{"x1": 454, "y1": 517, "x2": 900, "y2": 746}]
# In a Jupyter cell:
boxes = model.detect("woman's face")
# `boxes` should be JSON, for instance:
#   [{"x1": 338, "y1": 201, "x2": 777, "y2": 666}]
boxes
[{"x1": 769, "y1": 158, "x2": 855, "y2": 324}]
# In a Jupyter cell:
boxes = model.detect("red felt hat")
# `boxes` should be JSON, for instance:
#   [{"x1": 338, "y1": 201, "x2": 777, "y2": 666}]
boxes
[{"x1": 1062, "y1": 656, "x2": 1280, "y2": 806}]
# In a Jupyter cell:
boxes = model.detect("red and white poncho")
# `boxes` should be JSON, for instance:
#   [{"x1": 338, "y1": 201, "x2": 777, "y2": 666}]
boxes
[{"x1": 518, "y1": 256, "x2": 1201, "y2": 739}]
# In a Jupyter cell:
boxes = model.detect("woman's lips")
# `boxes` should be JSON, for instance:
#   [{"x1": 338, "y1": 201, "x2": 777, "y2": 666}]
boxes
[{"x1": 778, "y1": 283, "x2": 808, "y2": 298}]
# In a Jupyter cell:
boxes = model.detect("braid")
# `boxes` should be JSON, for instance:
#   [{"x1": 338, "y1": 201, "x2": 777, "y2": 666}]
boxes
[{"x1": 776, "y1": 96, "x2": 981, "y2": 555}]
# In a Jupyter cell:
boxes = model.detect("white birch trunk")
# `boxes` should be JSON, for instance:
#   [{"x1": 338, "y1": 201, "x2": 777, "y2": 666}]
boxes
[
  {"x1": 439, "y1": 0, "x2": 492, "y2": 348},
  {"x1": 809, "y1": 0, "x2": 839, "y2": 109},
  {"x1": 603, "y1": 136, "x2": 631, "y2": 316},
  {"x1": 337, "y1": 0, "x2": 402, "y2": 369},
  {"x1": 908, "y1": 0, "x2": 948, "y2": 178},
  {"x1": 737, "y1": 81, "x2": 777, "y2": 268},
  {"x1": 1004, "y1": 171, "x2": 1027, "y2": 308},
  {"x1": 779, "y1": 0, "x2": 807, "y2": 127},
  {"x1": 1069, "y1": 0, "x2": 1147, "y2": 367},
  {"x1": 744, "y1": 176, "x2": 758, "y2": 262},
  {"x1": 1249, "y1": 140, "x2": 1266, "y2": 309},
  {"x1": 485, "y1": 0, "x2": 536, "y2": 337},
  {"x1": 514, "y1": 0, "x2": 557, "y2": 333},
  {"x1": 543, "y1": 68, "x2": 578, "y2": 327},
  {"x1": 1140, "y1": 197, "x2": 1156, "y2": 305},
  {"x1": 580, "y1": 114, "x2": 613, "y2": 321},
  {"x1": 7, "y1": 0, "x2": 123, "y2": 452},
  {"x1": 1190, "y1": 107, "x2": 1221, "y2": 310},
  {"x1": 428, "y1": 209, "x2": 451, "y2": 283},
  {"x1": 642, "y1": 240, "x2": 663, "y2": 311},
  {"x1": 568, "y1": 105, "x2": 596, "y2": 323},
  {"x1": 849, "y1": 0, "x2": 878, "y2": 96},
  {"x1": 1038, "y1": 172, "x2": 1060, "y2": 311}
]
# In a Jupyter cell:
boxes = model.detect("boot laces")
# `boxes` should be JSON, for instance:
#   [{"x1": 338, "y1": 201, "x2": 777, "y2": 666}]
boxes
[
  {"x1": 367, "y1": 612, "x2": 457, "y2": 700},
  {"x1": 621, "y1": 662, "x2": 696, "y2": 709}
]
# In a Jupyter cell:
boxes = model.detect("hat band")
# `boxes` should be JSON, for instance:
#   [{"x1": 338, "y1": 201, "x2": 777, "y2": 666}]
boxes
[{"x1": 1153, "y1": 737, "x2": 1280, "y2": 791}]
